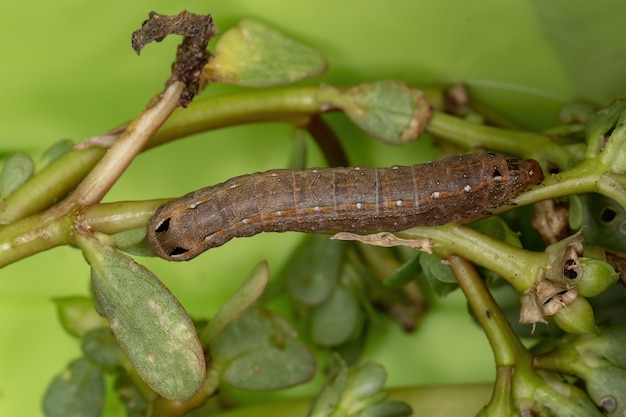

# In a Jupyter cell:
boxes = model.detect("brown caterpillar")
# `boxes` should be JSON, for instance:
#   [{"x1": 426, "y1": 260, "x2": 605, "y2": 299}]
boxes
[{"x1": 147, "y1": 152, "x2": 542, "y2": 261}]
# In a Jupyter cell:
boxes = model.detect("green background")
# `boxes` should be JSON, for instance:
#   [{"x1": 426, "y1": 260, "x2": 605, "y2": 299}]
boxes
[{"x1": 1, "y1": 1, "x2": 625, "y2": 416}]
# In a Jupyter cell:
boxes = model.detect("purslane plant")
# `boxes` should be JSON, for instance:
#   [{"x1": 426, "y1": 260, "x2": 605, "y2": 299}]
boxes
[{"x1": 1, "y1": 11, "x2": 625, "y2": 417}]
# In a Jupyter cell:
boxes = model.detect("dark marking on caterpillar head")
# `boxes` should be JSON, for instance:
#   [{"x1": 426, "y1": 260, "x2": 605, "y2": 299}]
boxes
[{"x1": 146, "y1": 153, "x2": 543, "y2": 261}]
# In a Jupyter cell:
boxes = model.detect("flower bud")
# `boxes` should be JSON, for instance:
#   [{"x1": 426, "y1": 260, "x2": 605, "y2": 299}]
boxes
[
  {"x1": 552, "y1": 296, "x2": 598, "y2": 334},
  {"x1": 577, "y1": 258, "x2": 619, "y2": 297}
]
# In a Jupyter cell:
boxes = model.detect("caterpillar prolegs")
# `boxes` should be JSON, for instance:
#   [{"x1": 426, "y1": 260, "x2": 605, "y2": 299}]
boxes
[{"x1": 147, "y1": 152, "x2": 542, "y2": 261}]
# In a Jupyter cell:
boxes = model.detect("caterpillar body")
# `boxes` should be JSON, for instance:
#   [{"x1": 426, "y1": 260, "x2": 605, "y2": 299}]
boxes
[{"x1": 147, "y1": 152, "x2": 542, "y2": 261}]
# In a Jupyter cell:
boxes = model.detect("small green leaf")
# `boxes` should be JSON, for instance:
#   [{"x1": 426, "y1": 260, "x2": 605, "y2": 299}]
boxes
[
  {"x1": 586, "y1": 99, "x2": 626, "y2": 156},
  {"x1": 582, "y1": 366, "x2": 626, "y2": 416},
  {"x1": 210, "y1": 307, "x2": 315, "y2": 391},
  {"x1": 114, "y1": 371, "x2": 148, "y2": 417},
  {"x1": 38, "y1": 139, "x2": 74, "y2": 172},
  {"x1": 350, "y1": 362, "x2": 387, "y2": 399},
  {"x1": 340, "y1": 80, "x2": 432, "y2": 145},
  {"x1": 383, "y1": 253, "x2": 422, "y2": 288},
  {"x1": 199, "y1": 261, "x2": 268, "y2": 345},
  {"x1": 42, "y1": 358, "x2": 105, "y2": 417},
  {"x1": 311, "y1": 285, "x2": 362, "y2": 347},
  {"x1": 76, "y1": 233, "x2": 206, "y2": 400},
  {"x1": 81, "y1": 328, "x2": 124, "y2": 369},
  {"x1": 309, "y1": 354, "x2": 350, "y2": 417},
  {"x1": 419, "y1": 252, "x2": 458, "y2": 296},
  {"x1": 0, "y1": 153, "x2": 34, "y2": 200},
  {"x1": 52, "y1": 296, "x2": 108, "y2": 338},
  {"x1": 284, "y1": 234, "x2": 346, "y2": 305},
  {"x1": 205, "y1": 19, "x2": 327, "y2": 86},
  {"x1": 360, "y1": 401, "x2": 413, "y2": 417},
  {"x1": 109, "y1": 227, "x2": 151, "y2": 255},
  {"x1": 309, "y1": 354, "x2": 411, "y2": 417},
  {"x1": 470, "y1": 216, "x2": 522, "y2": 248}
]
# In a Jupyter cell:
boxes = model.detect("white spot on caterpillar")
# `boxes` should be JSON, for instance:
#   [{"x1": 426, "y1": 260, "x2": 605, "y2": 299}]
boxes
[
  {"x1": 494, "y1": 175, "x2": 503, "y2": 182},
  {"x1": 270, "y1": 172, "x2": 278, "y2": 177},
  {"x1": 396, "y1": 200, "x2": 402, "y2": 206},
  {"x1": 189, "y1": 202, "x2": 198, "y2": 209},
  {"x1": 356, "y1": 202, "x2": 363, "y2": 209},
  {"x1": 276, "y1": 210, "x2": 283, "y2": 216},
  {"x1": 431, "y1": 191, "x2": 441, "y2": 199},
  {"x1": 314, "y1": 206, "x2": 321, "y2": 212},
  {"x1": 464, "y1": 184, "x2": 472, "y2": 192}
]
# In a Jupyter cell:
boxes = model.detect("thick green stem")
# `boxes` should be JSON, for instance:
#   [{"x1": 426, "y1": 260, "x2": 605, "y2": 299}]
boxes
[
  {"x1": 0, "y1": 147, "x2": 106, "y2": 224},
  {"x1": 448, "y1": 256, "x2": 529, "y2": 366},
  {"x1": 400, "y1": 224, "x2": 546, "y2": 292},
  {"x1": 83, "y1": 199, "x2": 171, "y2": 234},
  {"x1": 426, "y1": 112, "x2": 571, "y2": 169},
  {"x1": 0, "y1": 209, "x2": 75, "y2": 268},
  {"x1": 147, "y1": 86, "x2": 330, "y2": 149}
]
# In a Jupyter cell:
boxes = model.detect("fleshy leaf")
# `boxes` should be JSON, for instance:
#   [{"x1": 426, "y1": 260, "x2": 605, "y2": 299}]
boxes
[
  {"x1": 284, "y1": 234, "x2": 346, "y2": 306},
  {"x1": 199, "y1": 261, "x2": 268, "y2": 345},
  {"x1": 76, "y1": 233, "x2": 205, "y2": 400},
  {"x1": 0, "y1": 153, "x2": 34, "y2": 200},
  {"x1": 81, "y1": 328, "x2": 124, "y2": 369},
  {"x1": 309, "y1": 354, "x2": 411, "y2": 417},
  {"x1": 42, "y1": 358, "x2": 105, "y2": 417},
  {"x1": 52, "y1": 296, "x2": 108, "y2": 338},
  {"x1": 210, "y1": 306, "x2": 315, "y2": 390},
  {"x1": 419, "y1": 252, "x2": 458, "y2": 296},
  {"x1": 383, "y1": 253, "x2": 423, "y2": 288},
  {"x1": 311, "y1": 285, "x2": 362, "y2": 347},
  {"x1": 38, "y1": 139, "x2": 74, "y2": 172},
  {"x1": 339, "y1": 80, "x2": 432, "y2": 145},
  {"x1": 114, "y1": 371, "x2": 149, "y2": 417},
  {"x1": 204, "y1": 19, "x2": 327, "y2": 86},
  {"x1": 308, "y1": 354, "x2": 350, "y2": 417}
]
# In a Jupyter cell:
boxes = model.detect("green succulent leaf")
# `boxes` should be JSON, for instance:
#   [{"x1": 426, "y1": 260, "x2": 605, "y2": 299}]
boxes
[
  {"x1": 284, "y1": 234, "x2": 346, "y2": 305},
  {"x1": 37, "y1": 139, "x2": 74, "y2": 172},
  {"x1": 583, "y1": 366, "x2": 626, "y2": 416},
  {"x1": 204, "y1": 19, "x2": 327, "y2": 86},
  {"x1": 199, "y1": 261, "x2": 269, "y2": 345},
  {"x1": 383, "y1": 253, "x2": 422, "y2": 288},
  {"x1": 81, "y1": 328, "x2": 124, "y2": 370},
  {"x1": 311, "y1": 284, "x2": 362, "y2": 347},
  {"x1": 309, "y1": 354, "x2": 350, "y2": 417},
  {"x1": 359, "y1": 401, "x2": 413, "y2": 417},
  {"x1": 76, "y1": 233, "x2": 206, "y2": 401},
  {"x1": 309, "y1": 354, "x2": 410, "y2": 417},
  {"x1": 0, "y1": 153, "x2": 34, "y2": 201},
  {"x1": 419, "y1": 252, "x2": 458, "y2": 296},
  {"x1": 339, "y1": 80, "x2": 432, "y2": 145},
  {"x1": 210, "y1": 306, "x2": 315, "y2": 391},
  {"x1": 52, "y1": 296, "x2": 108, "y2": 338},
  {"x1": 585, "y1": 99, "x2": 626, "y2": 157},
  {"x1": 42, "y1": 358, "x2": 105, "y2": 417},
  {"x1": 113, "y1": 371, "x2": 149, "y2": 417}
]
